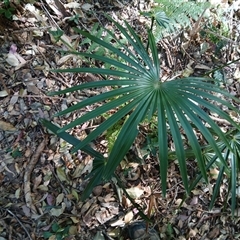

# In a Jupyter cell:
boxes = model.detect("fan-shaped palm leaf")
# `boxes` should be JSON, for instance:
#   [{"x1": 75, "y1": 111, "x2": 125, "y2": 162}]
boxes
[{"x1": 43, "y1": 16, "x2": 240, "y2": 197}]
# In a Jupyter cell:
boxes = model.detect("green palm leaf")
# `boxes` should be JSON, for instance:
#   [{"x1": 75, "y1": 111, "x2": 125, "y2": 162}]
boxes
[{"x1": 43, "y1": 16, "x2": 240, "y2": 199}]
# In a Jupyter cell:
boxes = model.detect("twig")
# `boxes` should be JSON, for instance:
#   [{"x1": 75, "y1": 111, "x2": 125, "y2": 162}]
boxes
[
  {"x1": 16, "y1": 94, "x2": 64, "y2": 100},
  {"x1": 205, "y1": 57, "x2": 240, "y2": 76},
  {"x1": 12, "y1": 26, "x2": 51, "y2": 33},
  {"x1": 209, "y1": 115, "x2": 232, "y2": 125},
  {"x1": 24, "y1": 137, "x2": 47, "y2": 214},
  {"x1": 1, "y1": 208, "x2": 33, "y2": 240},
  {"x1": 49, "y1": 164, "x2": 69, "y2": 196}
]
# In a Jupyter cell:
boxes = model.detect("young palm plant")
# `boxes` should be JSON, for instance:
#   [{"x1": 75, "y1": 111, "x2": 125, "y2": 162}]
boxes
[
  {"x1": 42, "y1": 16, "x2": 239, "y2": 201},
  {"x1": 187, "y1": 129, "x2": 240, "y2": 215}
]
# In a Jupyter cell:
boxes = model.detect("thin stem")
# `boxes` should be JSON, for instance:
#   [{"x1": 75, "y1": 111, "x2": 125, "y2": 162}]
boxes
[
  {"x1": 205, "y1": 57, "x2": 240, "y2": 76},
  {"x1": 146, "y1": 16, "x2": 155, "y2": 52}
]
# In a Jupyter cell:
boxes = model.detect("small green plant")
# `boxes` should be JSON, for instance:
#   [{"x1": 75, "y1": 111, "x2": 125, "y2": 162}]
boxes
[
  {"x1": 0, "y1": 0, "x2": 15, "y2": 19},
  {"x1": 42, "y1": 13, "x2": 240, "y2": 209},
  {"x1": 43, "y1": 222, "x2": 70, "y2": 240},
  {"x1": 144, "y1": 0, "x2": 211, "y2": 41}
]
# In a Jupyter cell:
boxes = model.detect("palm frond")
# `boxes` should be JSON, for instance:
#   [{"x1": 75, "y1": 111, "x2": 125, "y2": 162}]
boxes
[{"x1": 44, "y1": 15, "x2": 240, "y2": 200}]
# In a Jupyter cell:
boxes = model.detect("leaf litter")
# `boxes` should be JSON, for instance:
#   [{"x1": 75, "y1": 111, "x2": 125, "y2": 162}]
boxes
[{"x1": 0, "y1": 0, "x2": 240, "y2": 239}]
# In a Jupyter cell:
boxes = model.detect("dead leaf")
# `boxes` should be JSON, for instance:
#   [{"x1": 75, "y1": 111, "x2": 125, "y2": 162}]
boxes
[
  {"x1": 64, "y1": 2, "x2": 81, "y2": 8},
  {"x1": 0, "y1": 120, "x2": 17, "y2": 131},
  {"x1": 56, "y1": 167, "x2": 69, "y2": 182},
  {"x1": 56, "y1": 193, "x2": 64, "y2": 205},
  {"x1": 126, "y1": 186, "x2": 144, "y2": 199},
  {"x1": 6, "y1": 53, "x2": 19, "y2": 66},
  {"x1": 81, "y1": 3, "x2": 93, "y2": 11},
  {"x1": 50, "y1": 202, "x2": 66, "y2": 217},
  {"x1": 124, "y1": 211, "x2": 134, "y2": 224},
  {"x1": 0, "y1": 90, "x2": 8, "y2": 97}
]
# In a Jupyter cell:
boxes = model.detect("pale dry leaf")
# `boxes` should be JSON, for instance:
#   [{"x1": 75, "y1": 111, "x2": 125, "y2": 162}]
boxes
[
  {"x1": 182, "y1": 60, "x2": 194, "y2": 77},
  {"x1": 50, "y1": 202, "x2": 66, "y2": 217},
  {"x1": 0, "y1": 120, "x2": 17, "y2": 131},
  {"x1": 110, "y1": 218, "x2": 125, "y2": 227},
  {"x1": 37, "y1": 185, "x2": 48, "y2": 191},
  {"x1": 54, "y1": 0, "x2": 70, "y2": 17},
  {"x1": 27, "y1": 83, "x2": 40, "y2": 94},
  {"x1": 15, "y1": 53, "x2": 26, "y2": 64},
  {"x1": 56, "y1": 193, "x2": 64, "y2": 205},
  {"x1": 234, "y1": 68, "x2": 240, "y2": 80},
  {"x1": 45, "y1": 0, "x2": 63, "y2": 17},
  {"x1": 95, "y1": 208, "x2": 113, "y2": 224},
  {"x1": 195, "y1": 64, "x2": 211, "y2": 70},
  {"x1": 70, "y1": 189, "x2": 78, "y2": 202},
  {"x1": 188, "y1": 228, "x2": 198, "y2": 237},
  {"x1": 9, "y1": 93, "x2": 19, "y2": 105},
  {"x1": 57, "y1": 54, "x2": 75, "y2": 65},
  {"x1": 68, "y1": 225, "x2": 78, "y2": 235},
  {"x1": 81, "y1": 201, "x2": 91, "y2": 214},
  {"x1": 209, "y1": 168, "x2": 219, "y2": 180},
  {"x1": 15, "y1": 188, "x2": 21, "y2": 199},
  {"x1": 124, "y1": 210, "x2": 134, "y2": 224},
  {"x1": 0, "y1": 90, "x2": 9, "y2": 97},
  {"x1": 81, "y1": 3, "x2": 93, "y2": 11},
  {"x1": 70, "y1": 216, "x2": 80, "y2": 224},
  {"x1": 56, "y1": 167, "x2": 69, "y2": 182},
  {"x1": 126, "y1": 186, "x2": 144, "y2": 199},
  {"x1": 6, "y1": 53, "x2": 19, "y2": 66},
  {"x1": 190, "y1": 196, "x2": 199, "y2": 206},
  {"x1": 64, "y1": 2, "x2": 81, "y2": 8}
]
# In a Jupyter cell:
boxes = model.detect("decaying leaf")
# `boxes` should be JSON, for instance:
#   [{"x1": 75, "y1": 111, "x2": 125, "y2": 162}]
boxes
[
  {"x1": 50, "y1": 202, "x2": 66, "y2": 216},
  {"x1": 0, "y1": 90, "x2": 8, "y2": 97},
  {"x1": 0, "y1": 120, "x2": 17, "y2": 131},
  {"x1": 126, "y1": 186, "x2": 144, "y2": 199}
]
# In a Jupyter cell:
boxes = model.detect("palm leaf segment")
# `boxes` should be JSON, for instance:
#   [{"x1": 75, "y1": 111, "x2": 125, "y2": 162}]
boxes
[{"x1": 48, "y1": 17, "x2": 239, "y2": 196}]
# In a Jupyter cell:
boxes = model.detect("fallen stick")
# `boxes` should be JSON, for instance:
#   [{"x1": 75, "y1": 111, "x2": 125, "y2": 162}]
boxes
[{"x1": 24, "y1": 137, "x2": 47, "y2": 214}]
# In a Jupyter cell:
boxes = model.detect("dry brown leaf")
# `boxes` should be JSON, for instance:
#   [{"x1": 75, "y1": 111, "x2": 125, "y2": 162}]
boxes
[
  {"x1": 0, "y1": 90, "x2": 8, "y2": 97},
  {"x1": 6, "y1": 53, "x2": 19, "y2": 66},
  {"x1": 124, "y1": 211, "x2": 134, "y2": 224},
  {"x1": 50, "y1": 202, "x2": 66, "y2": 217},
  {"x1": 126, "y1": 186, "x2": 144, "y2": 199},
  {"x1": 56, "y1": 193, "x2": 64, "y2": 205},
  {"x1": 0, "y1": 120, "x2": 17, "y2": 131},
  {"x1": 56, "y1": 167, "x2": 69, "y2": 182},
  {"x1": 81, "y1": 3, "x2": 93, "y2": 11}
]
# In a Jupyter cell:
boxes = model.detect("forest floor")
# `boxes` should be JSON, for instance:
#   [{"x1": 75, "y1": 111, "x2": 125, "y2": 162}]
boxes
[{"x1": 0, "y1": 0, "x2": 240, "y2": 239}]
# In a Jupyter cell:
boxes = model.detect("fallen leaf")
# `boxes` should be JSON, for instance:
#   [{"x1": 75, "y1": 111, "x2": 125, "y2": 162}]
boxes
[
  {"x1": 126, "y1": 186, "x2": 144, "y2": 199},
  {"x1": 0, "y1": 120, "x2": 17, "y2": 131},
  {"x1": 124, "y1": 211, "x2": 134, "y2": 224},
  {"x1": 56, "y1": 193, "x2": 64, "y2": 205},
  {"x1": 56, "y1": 167, "x2": 69, "y2": 182},
  {"x1": 6, "y1": 53, "x2": 19, "y2": 66},
  {"x1": 81, "y1": 3, "x2": 93, "y2": 11},
  {"x1": 0, "y1": 90, "x2": 8, "y2": 97},
  {"x1": 50, "y1": 202, "x2": 66, "y2": 217}
]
